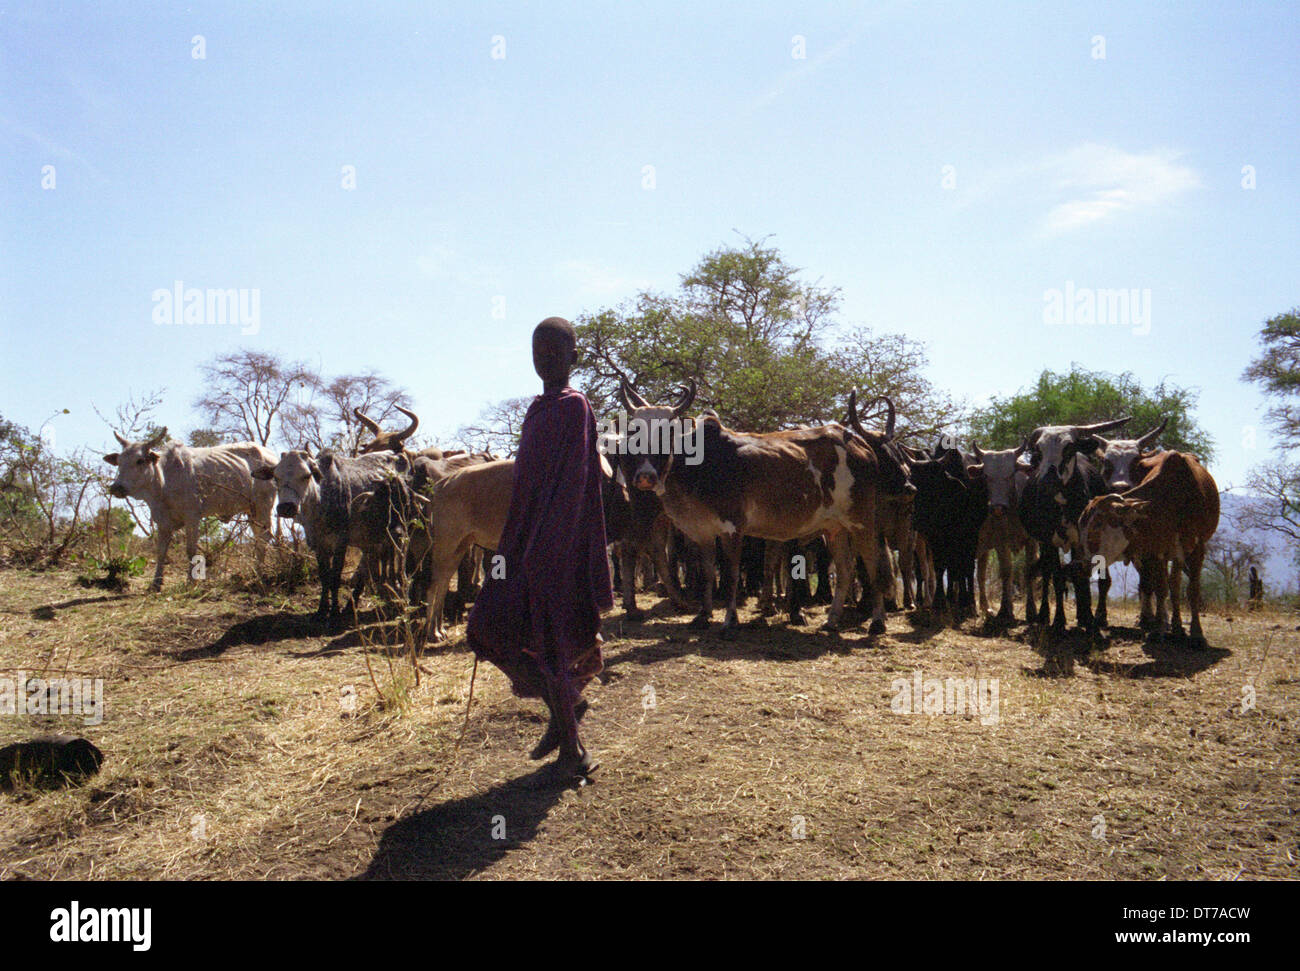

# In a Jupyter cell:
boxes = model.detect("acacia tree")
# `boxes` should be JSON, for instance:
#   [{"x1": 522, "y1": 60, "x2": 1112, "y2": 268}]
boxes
[
  {"x1": 1242, "y1": 307, "x2": 1300, "y2": 450},
  {"x1": 966, "y1": 366, "x2": 1214, "y2": 455},
  {"x1": 0, "y1": 412, "x2": 100, "y2": 565},
  {"x1": 1237, "y1": 308, "x2": 1300, "y2": 593},
  {"x1": 572, "y1": 238, "x2": 963, "y2": 435}
]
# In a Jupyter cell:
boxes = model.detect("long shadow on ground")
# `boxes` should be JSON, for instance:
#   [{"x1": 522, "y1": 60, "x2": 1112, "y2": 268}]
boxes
[{"x1": 355, "y1": 766, "x2": 568, "y2": 880}]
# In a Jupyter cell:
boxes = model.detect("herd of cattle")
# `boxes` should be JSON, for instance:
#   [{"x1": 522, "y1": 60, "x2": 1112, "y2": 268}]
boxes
[{"x1": 102, "y1": 380, "x2": 1221, "y2": 647}]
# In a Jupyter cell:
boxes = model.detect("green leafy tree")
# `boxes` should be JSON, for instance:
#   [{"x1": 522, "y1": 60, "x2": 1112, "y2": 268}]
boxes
[
  {"x1": 1242, "y1": 307, "x2": 1300, "y2": 450},
  {"x1": 573, "y1": 238, "x2": 962, "y2": 435},
  {"x1": 966, "y1": 365, "x2": 1213, "y2": 457}
]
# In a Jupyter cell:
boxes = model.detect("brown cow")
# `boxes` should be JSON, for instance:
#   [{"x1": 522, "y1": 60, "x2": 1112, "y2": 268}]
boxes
[
  {"x1": 1079, "y1": 451, "x2": 1219, "y2": 645},
  {"x1": 613, "y1": 381, "x2": 913, "y2": 636}
]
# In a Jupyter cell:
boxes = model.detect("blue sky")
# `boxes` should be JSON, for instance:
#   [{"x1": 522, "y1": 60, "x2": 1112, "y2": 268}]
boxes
[{"x1": 2, "y1": 1, "x2": 1297, "y2": 495}]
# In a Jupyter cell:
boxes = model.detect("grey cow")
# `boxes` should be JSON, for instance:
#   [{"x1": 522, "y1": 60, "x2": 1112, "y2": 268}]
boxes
[
  {"x1": 253, "y1": 448, "x2": 407, "y2": 620},
  {"x1": 970, "y1": 444, "x2": 1037, "y2": 621},
  {"x1": 103, "y1": 428, "x2": 276, "y2": 590}
]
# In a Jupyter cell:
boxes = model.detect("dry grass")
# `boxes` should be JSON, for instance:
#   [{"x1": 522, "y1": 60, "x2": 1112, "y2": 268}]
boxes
[{"x1": 1, "y1": 563, "x2": 1297, "y2": 880}]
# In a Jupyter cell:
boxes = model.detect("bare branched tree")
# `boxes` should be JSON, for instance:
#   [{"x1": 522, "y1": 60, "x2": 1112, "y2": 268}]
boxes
[{"x1": 194, "y1": 350, "x2": 316, "y2": 447}]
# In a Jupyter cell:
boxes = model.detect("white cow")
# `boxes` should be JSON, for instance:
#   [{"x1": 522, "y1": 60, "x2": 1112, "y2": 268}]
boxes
[{"x1": 103, "y1": 428, "x2": 276, "y2": 589}]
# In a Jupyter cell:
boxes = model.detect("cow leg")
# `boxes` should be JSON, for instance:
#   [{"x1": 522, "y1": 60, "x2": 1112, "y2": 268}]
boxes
[
  {"x1": 976, "y1": 549, "x2": 990, "y2": 617},
  {"x1": 899, "y1": 533, "x2": 916, "y2": 611},
  {"x1": 650, "y1": 524, "x2": 689, "y2": 610},
  {"x1": 1050, "y1": 554, "x2": 1068, "y2": 633},
  {"x1": 1187, "y1": 544, "x2": 1207, "y2": 645},
  {"x1": 718, "y1": 533, "x2": 743, "y2": 636},
  {"x1": 184, "y1": 521, "x2": 200, "y2": 584},
  {"x1": 823, "y1": 530, "x2": 854, "y2": 631},
  {"x1": 688, "y1": 539, "x2": 715, "y2": 630},
  {"x1": 251, "y1": 505, "x2": 271, "y2": 573},
  {"x1": 855, "y1": 528, "x2": 887, "y2": 636},
  {"x1": 1167, "y1": 553, "x2": 1186, "y2": 641},
  {"x1": 620, "y1": 542, "x2": 645, "y2": 620},
  {"x1": 783, "y1": 541, "x2": 802, "y2": 626},
  {"x1": 997, "y1": 545, "x2": 1016, "y2": 621},
  {"x1": 151, "y1": 522, "x2": 173, "y2": 591},
  {"x1": 759, "y1": 541, "x2": 781, "y2": 616},
  {"x1": 1137, "y1": 556, "x2": 1158, "y2": 630},
  {"x1": 314, "y1": 548, "x2": 332, "y2": 619},
  {"x1": 877, "y1": 538, "x2": 898, "y2": 612},
  {"x1": 1152, "y1": 560, "x2": 1170, "y2": 638},
  {"x1": 329, "y1": 548, "x2": 347, "y2": 620},
  {"x1": 1094, "y1": 571, "x2": 1111, "y2": 629}
]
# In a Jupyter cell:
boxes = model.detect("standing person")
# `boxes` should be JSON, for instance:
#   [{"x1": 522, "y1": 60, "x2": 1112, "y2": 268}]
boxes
[{"x1": 465, "y1": 317, "x2": 613, "y2": 784}]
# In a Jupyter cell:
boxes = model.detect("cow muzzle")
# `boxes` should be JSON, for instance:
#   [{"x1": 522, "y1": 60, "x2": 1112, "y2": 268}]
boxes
[
  {"x1": 108, "y1": 484, "x2": 128, "y2": 499},
  {"x1": 277, "y1": 502, "x2": 299, "y2": 519},
  {"x1": 634, "y1": 472, "x2": 658, "y2": 491}
]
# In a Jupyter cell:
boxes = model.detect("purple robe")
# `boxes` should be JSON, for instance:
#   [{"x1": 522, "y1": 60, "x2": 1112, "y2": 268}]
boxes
[{"x1": 466, "y1": 386, "x2": 614, "y2": 700}]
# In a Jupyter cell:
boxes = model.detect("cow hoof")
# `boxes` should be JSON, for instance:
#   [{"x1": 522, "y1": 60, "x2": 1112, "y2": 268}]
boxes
[
  {"x1": 867, "y1": 618, "x2": 886, "y2": 637},
  {"x1": 687, "y1": 614, "x2": 710, "y2": 630},
  {"x1": 820, "y1": 619, "x2": 841, "y2": 633},
  {"x1": 1188, "y1": 634, "x2": 1208, "y2": 650},
  {"x1": 718, "y1": 625, "x2": 738, "y2": 641},
  {"x1": 624, "y1": 608, "x2": 646, "y2": 622}
]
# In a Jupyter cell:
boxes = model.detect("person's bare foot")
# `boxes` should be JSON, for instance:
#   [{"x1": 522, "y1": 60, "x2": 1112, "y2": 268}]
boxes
[
  {"x1": 529, "y1": 699, "x2": 589, "y2": 760},
  {"x1": 531, "y1": 748, "x2": 598, "y2": 788}
]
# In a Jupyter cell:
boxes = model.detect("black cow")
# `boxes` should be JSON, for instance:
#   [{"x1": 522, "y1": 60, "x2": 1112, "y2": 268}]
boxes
[{"x1": 1017, "y1": 418, "x2": 1130, "y2": 632}]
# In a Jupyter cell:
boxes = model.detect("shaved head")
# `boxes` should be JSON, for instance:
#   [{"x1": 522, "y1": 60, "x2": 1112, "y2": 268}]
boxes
[{"x1": 532, "y1": 316, "x2": 577, "y2": 388}]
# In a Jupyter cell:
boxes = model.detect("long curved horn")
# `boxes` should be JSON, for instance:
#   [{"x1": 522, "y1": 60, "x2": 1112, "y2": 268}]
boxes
[
  {"x1": 114, "y1": 431, "x2": 130, "y2": 448},
  {"x1": 145, "y1": 427, "x2": 168, "y2": 449},
  {"x1": 872, "y1": 396, "x2": 897, "y2": 439},
  {"x1": 1014, "y1": 437, "x2": 1029, "y2": 459},
  {"x1": 847, "y1": 390, "x2": 868, "y2": 439},
  {"x1": 392, "y1": 405, "x2": 420, "y2": 443},
  {"x1": 353, "y1": 408, "x2": 381, "y2": 435},
  {"x1": 672, "y1": 379, "x2": 696, "y2": 419},
  {"x1": 1136, "y1": 416, "x2": 1168, "y2": 452},
  {"x1": 621, "y1": 378, "x2": 649, "y2": 411},
  {"x1": 972, "y1": 443, "x2": 984, "y2": 461},
  {"x1": 1072, "y1": 416, "x2": 1131, "y2": 436}
]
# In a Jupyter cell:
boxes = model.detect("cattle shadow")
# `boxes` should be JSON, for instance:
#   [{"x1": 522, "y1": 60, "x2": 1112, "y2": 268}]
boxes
[
  {"x1": 1019, "y1": 625, "x2": 1231, "y2": 679},
  {"x1": 354, "y1": 766, "x2": 568, "y2": 880},
  {"x1": 29, "y1": 594, "x2": 130, "y2": 620},
  {"x1": 172, "y1": 609, "x2": 335, "y2": 661},
  {"x1": 1082, "y1": 639, "x2": 1231, "y2": 679},
  {"x1": 604, "y1": 612, "x2": 872, "y2": 670}
]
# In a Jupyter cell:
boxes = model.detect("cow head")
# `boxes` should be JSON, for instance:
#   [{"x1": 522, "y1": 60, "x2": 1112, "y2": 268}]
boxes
[
  {"x1": 102, "y1": 428, "x2": 169, "y2": 499},
  {"x1": 614, "y1": 379, "x2": 697, "y2": 493},
  {"x1": 846, "y1": 392, "x2": 914, "y2": 497},
  {"x1": 968, "y1": 442, "x2": 1025, "y2": 517},
  {"x1": 1079, "y1": 493, "x2": 1146, "y2": 566},
  {"x1": 1024, "y1": 418, "x2": 1131, "y2": 489},
  {"x1": 253, "y1": 449, "x2": 321, "y2": 519},
  {"x1": 355, "y1": 405, "x2": 419, "y2": 455},
  {"x1": 1094, "y1": 417, "x2": 1167, "y2": 492},
  {"x1": 906, "y1": 449, "x2": 970, "y2": 536}
]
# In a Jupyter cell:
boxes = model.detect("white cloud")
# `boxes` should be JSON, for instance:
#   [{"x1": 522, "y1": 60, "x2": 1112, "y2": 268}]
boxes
[{"x1": 1040, "y1": 143, "x2": 1201, "y2": 235}]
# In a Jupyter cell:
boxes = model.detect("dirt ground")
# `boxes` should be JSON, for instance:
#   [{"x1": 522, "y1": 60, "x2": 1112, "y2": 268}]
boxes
[{"x1": 1, "y1": 567, "x2": 1296, "y2": 880}]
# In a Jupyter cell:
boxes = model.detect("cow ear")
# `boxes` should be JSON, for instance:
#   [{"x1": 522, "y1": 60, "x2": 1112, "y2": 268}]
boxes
[
  {"x1": 252, "y1": 465, "x2": 275, "y2": 480},
  {"x1": 146, "y1": 450, "x2": 161, "y2": 464},
  {"x1": 103, "y1": 453, "x2": 119, "y2": 466},
  {"x1": 1076, "y1": 436, "x2": 1103, "y2": 454},
  {"x1": 1120, "y1": 501, "x2": 1145, "y2": 526}
]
